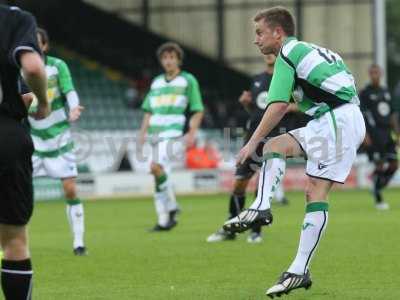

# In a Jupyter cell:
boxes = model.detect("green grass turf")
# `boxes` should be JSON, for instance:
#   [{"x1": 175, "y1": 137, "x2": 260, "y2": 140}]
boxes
[{"x1": 27, "y1": 189, "x2": 400, "y2": 300}]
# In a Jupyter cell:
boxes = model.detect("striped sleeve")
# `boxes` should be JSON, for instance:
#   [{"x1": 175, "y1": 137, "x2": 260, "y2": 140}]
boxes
[
  {"x1": 56, "y1": 59, "x2": 75, "y2": 94},
  {"x1": 266, "y1": 54, "x2": 295, "y2": 104}
]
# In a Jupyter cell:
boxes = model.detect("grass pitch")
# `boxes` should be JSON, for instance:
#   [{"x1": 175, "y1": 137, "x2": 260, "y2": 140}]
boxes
[{"x1": 28, "y1": 189, "x2": 400, "y2": 300}]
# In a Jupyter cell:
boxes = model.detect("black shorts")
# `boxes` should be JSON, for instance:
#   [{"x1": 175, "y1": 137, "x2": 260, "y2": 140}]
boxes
[
  {"x1": 367, "y1": 128, "x2": 398, "y2": 162},
  {"x1": 0, "y1": 115, "x2": 34, "y2": 225},
  {"x1": 235, "y1": 129, "x2": 280, "y2": 180},
  {"x1": 235, "y1": 140, "x2": 265, "y2": 180}
]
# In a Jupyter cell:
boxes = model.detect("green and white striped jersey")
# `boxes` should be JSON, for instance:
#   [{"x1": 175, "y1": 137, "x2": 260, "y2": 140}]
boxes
[
  {"x1": 28, "y1": 56, "x2": 75, "y2": 158},
  {"x1": 267, "y1": 37, "x2": 359, "y2": 117},
  {"x1": 142, "y1": 71, "x2": 204, "y2": 139}
]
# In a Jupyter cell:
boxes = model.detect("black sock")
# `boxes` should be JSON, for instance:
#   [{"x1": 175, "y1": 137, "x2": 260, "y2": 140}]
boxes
[
  {"x1": 228, "y1": 194, "x2": 245, "y2": 219},
  {"x1": 251, "y1": 224, "x2": 262, "y2": 234},
  {"x1": 381, "y1": 167, "x2": 397, "y2": 189},
  {"x1": 1, "y1": 259, "x2": 33, "y2": 300},
  {"x1": 373, "y1": 172, "x2": 383, "y2": 203}
]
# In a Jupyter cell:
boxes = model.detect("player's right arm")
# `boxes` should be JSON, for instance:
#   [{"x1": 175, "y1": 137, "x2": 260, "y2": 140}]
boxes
[
  {"x1": 8, "y1": 9, "x2": 49, "y2": 118},
  {"x1": 20, "y1": 52, "x2": 48, "y2": 117},
  {"x1": 237, "y1": 54, "x2": 294, "y2": 164}
]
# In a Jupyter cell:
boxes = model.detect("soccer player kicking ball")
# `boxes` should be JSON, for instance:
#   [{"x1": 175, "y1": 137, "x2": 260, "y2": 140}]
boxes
[
  {"x1": 28, "y1": 28, "x2": 87, "y2": 256},
  {"x1": 139, "y1": 42, "x2": 204, "y2": 231},
  {"x1": 222, "y1": 7, "x2": 366, "y2": 298}
]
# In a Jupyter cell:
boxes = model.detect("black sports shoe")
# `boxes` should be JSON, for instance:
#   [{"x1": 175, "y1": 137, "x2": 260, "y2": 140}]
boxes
[
  {"x1": 223, "y1": 209, "x2": 273, "y2": 233},
  {"x1": 73, "y1": 246, "x2": 87, "y2": 256},
  {"x1": 266, "y1": 271, "x2": 312, "y2": 298},
  {"x1": 150, "y1": 220, "x2": 177, "y2": 232}
]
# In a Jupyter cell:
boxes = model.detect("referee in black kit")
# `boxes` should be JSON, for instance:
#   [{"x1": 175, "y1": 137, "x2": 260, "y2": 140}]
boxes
[{"x1": 0, "y1": 4, "x2": 49, "y2": 299}]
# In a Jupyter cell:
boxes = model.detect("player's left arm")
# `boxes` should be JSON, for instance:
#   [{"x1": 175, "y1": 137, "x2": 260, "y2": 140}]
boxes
[
  {"x1": 57, "y1": 60, "x2": 84, "y2": 122},
  {"x1": 186, "y1": 74, "x2": 204, "y2": 147}
]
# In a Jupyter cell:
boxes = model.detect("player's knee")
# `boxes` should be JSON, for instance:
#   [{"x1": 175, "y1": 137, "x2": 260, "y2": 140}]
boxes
[
  {"x1": 388, "y1": 160, "x2": 398, "y2": 172},
  {"x1": 2, "y1": 233, "x2": 29, "y2": 260},
  {"x1": 232, "y1": 186, "x2": 246, "y2": 196},
  {"x1": 263, "y1": 137, "x2": 282, "y2": 154},
  {"x1": 305, "y1": 179, "x2": 320, "y2": 202},
  {"x1": 305, "y1": 178, "x2": 331, "y2": 202},
  {"x1": 63, "y1": 181, "x2": 77, "y2": 199},
  {"x1": 150, "y1": 163, "x2": 164, "y2": 176},
  {"x1": 263, "y1": 135, "x2": 292, "y2": 156},
  {"x1": 65, "y1": 188, "x2": 76, "y2": 200},
  {"x1": 233, "y1": 179, "x2": 249, "y2": 195}
]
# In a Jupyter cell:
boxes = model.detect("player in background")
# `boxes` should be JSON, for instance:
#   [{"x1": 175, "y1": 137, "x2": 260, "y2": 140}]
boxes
[
  {"x1": 207, "y1": 54, "x2": 293, "y2": 244},
  {"x1": 222, "y1": 7, "x2": 365, "y2": 297},
  {"x1": 360, "y1": 64, "x2": 400, "y2": 210},
  {"x1": 28, "y1": 28, "x2": 87, "y2": 255},
  {"x1": 0, "y1": 5, "x2": 49, "y2": 299},
  {"x1": 139, "y1": 42, "x2": 204, "y2": 231}
]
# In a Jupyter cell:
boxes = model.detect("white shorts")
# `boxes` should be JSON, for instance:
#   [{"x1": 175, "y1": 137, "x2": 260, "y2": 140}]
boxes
[
  {"x1": 32, "y1": 151, "x2": 78, "y2": 179},
  {"x1": 146, "y1": 137, "x2": 185, "y2": 174},
  {"x1": 288, "y1": 104, "x2": 366, "y2": 183}
]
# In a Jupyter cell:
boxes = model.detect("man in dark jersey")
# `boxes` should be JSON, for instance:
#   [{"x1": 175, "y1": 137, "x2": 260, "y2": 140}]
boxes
[
  {"x1": 360, "y1": 64, "x2": 400, "y2": 210},
  {"x1": 0, "y1": 5, "x2": 49, "y2": 299},
  {"x1": 207, "y1": 54, "x2": 297, "y2": 243}
]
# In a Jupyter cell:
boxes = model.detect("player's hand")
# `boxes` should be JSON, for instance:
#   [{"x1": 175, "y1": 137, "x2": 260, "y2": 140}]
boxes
[
  {"x1": 239, "y1": 90, "x2": 252, "y2": 106},
  {"x1": 69, "y1": 105, "x2": 84, "y2": 122},
  {"x1": 184, "y1": 131, "x2": 196, "y2": 148},
  {"x1": 236, "y1": 141, "x2": 257, "y2": 166},
  {"x1": 32, "y1": 102, "x2": 50, "y2": 120}
]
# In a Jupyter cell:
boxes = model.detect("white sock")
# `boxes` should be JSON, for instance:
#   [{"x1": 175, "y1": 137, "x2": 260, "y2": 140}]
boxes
[
  {"x1": 166, "y1": 180, "x2": 178, "y2": 212},
  {"x1": 66, "y1": 202, "x2": 85, "y2": 249},
  {"x1": 154, "y1": 192, "x2": 169, "y2": 226},
  {"x1": 287, "y1": 202, "x2": 329, "y2": 275},
  {"x1": 274, "y1": 182, "x2": 285, "y2": 202},
  {"x1": 249, "y1": 153, "x2": 286, "y2": 211}
]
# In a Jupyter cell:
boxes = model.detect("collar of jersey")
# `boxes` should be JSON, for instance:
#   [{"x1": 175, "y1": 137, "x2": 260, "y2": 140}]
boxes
[
  {"x1": 164, "y1": 71, "x2": 182, "y2": 83},
  {"x1": 283, "y1": 36, "x2": 297, "y2": 45}
]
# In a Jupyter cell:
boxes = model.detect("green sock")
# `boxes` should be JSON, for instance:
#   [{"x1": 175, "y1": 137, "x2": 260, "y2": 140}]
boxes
[
  {"x1": 155, "y1": 174, "x2": 167, "y2": 192},
  {"x1": 66, "y1": 198, "x2": 81, "y2": 206}
]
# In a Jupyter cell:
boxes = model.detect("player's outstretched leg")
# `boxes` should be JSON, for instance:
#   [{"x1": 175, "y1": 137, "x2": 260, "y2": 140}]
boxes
[
  {"x1": 223, "y1": 152, "x2": 285, "y2": 233},
  {"x1": 63, "y1": 178, "x2": 86, "y2": 255}
]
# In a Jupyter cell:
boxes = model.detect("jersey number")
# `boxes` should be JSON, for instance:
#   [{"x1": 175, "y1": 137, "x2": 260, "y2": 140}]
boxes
[{"x1": 316, "y1": 48, "x2": 337, "y2": 64}]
